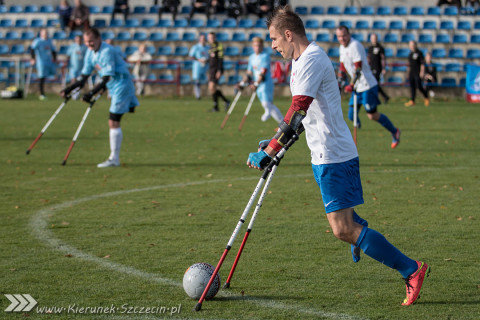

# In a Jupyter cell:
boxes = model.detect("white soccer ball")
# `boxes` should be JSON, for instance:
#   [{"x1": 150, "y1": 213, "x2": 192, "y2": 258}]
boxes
[{"x1": 183, "y1": 262, "x2": 220, "y2": 300}]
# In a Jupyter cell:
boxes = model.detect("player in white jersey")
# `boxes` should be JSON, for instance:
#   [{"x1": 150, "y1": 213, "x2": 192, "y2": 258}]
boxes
[
  {"x1": 336, "y1": 26, "x2": 401, "y2": 149},
  {"x1": 247, "y1": 5, "x2": 429, "y2": 306}
]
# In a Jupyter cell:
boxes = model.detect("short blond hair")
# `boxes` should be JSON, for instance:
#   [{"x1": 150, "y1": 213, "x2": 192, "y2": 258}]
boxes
[{"x1": 252, "y1": 37, "x2": 263, "y2": 45}]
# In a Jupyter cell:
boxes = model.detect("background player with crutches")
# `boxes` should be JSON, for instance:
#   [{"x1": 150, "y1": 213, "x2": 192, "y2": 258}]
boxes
[
  {"x1": 336, "y1": 26, "x2": 401, "y2": 149},
  {"x1": 61, "y1": 28, "x2": 139, "y2": 168},
  {"x1": 65, "y1": 35, "x2": 87, "y2": 100}
]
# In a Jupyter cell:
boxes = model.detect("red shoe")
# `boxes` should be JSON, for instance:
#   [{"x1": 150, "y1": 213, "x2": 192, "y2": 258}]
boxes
[
  {"x1": 402, "y1": 261, "x2": 430, "y2": 306},
  {"x1": 391, "y1": 129, "x2": 401, "y2": 149}
]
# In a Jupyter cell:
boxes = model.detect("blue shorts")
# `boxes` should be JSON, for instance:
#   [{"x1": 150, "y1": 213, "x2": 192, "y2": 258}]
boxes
[
  {"x1": 349, "y1": 86, "x2": 381, "y2": 114},
  {"x1": 312, "y1": 157, "x2": 364, "y2": 214}
]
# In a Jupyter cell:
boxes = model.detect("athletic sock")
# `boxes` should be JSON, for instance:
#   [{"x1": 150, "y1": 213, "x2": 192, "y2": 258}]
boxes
[
  {"x1": 378, "y1": 114, "x2": 396, "y2": 135},
  {"x1": 356, "y1": 226, "x2": 418, "y2": 278},
  {"x1": 194, "y1": 83, "x2": 201, "y2": 99},
  {"x1": 39, "y1": 78, "x2": 45, "y2": 95},
  {"x1": 212, "y1": 91, "x2": 219, "y2": 109},
  {"x1": 109, "y1": 127, "x2": 122, "y2": 162}
]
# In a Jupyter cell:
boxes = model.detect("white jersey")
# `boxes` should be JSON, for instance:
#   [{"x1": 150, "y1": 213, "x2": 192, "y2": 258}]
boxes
[
  {"x1": 291, "y1": 42, "x2": 358, "y2": 165},
  {"x1": 339, "y1": 38, "x2": 377, "y2": 93}
]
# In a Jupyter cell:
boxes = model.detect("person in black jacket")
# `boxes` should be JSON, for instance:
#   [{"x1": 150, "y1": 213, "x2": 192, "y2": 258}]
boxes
[
  {"x1": 423, "y1": 53, "x2": 438, "y2": 98},
  {"x1": 367, "y1": 33, "x2": 390, "y2": 103},
  {"x1": 207, "y1": 32, "x2": 230, "y2": 112},
  {"x1": 405, "y1": 41, "x2": 429, "y2": 107},
  {"x1": 112, "y1": 0, "x2": 129, "y2": 22}
]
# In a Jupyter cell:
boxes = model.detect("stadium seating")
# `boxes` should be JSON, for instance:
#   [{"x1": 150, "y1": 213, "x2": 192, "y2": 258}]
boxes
[
  {"x1": 180, "y1": 74, "x2": 191, "y2": 85},
  {"x1": 435, "y1": 34, "x2": 451, "y2": 44},
  {"x1": 158, "y1": 19, "x2": 172, "y2": 28},
  {"x1": 157, "y1": 46, "x2": 172, "y2": 56},
  {"x1": 448, "y1": 48, "x2": 464, "y2": 59},
  {"x1": 133, "y1": 32, "x2": 148, "y2": 41},
  {"x1": 0, "y1": 19, "x2": 12, "y2": 28},
  {"x1": 445, "y1": 63, "x2": 461, "y2": 72},
  {"x1": 383, "y1": 33, "x2": 399, "y2": 43},
  {"x1": 453, "y1": 34, "x2": 468, "y2": 44},
  {"x1": 327, "y1": 47, "x2": 339, "y2": 58},
  {"x1": 401, "y1": 34, "x2": 415, "y2": 43},
  {"x1": 24, "y1": 5, "x2": 38, "y2": 13},
  {"x1": 316, "y1": 33, "x2": 330, "y2": 43},
  {"x1": 53, "y1": 31, "x2": 67, "y2": 40},
  {"x1": 343, "y1": 6, "x2": 358, "y2": 15},
  {"x1": 355, "y1": 20, "x2": 369, "y2": 30},
  {"x1": 174, "y1": 19, "x2": 188, "y2": 28},
  {"x1": 5, "y1": 31, "x2": 19, "y2": 41},
  {"x1": 10, "y1": 44, "x2": 25, "y2": 54},
  {"x1": 9, "y1": 5, "x2": 23, "y2": 13},
  {"x1": 254, "y1": 19, "x2": 267, "y2": 29},
  {"x1": 133, "y1": 6, "x2": 147, "y2": 14},
  {"x1": 322, "y1": 20, "x2": 336, "y2": 29},
  {"x1": 418, "y1": 34, "x2": 433, "y2": 44},
  {"x1": 440, "y1": 20, "x2": 454, "y2": 30},
  {"x1": 21, "y1": 31, "x2": 35, "y2": 41},
  {"x1": 393, "y1": 6, "x2": 408, "y2": 15},
  {"x1": 457, "y1": 21, "x2": 471, "y2": 31},
  {"x1": 441, "y1": 78, "x2": 457, "y2": 87},
  {"x1": 110, "y1": 19, "x2": 124, "y2": 28},
  {"x1": 295, "y1": 6, "x2": 308, "y2": 15},
  {"x1": 248, "y1": 32, "x2": 263, "y2": 41},
  {"x1": 15, "y1": 19, "x2": 28, "y2": 28},
  {"x1": 224, "y1": 46, "x2": 240, "y2": 56},
  {"x1": 40, "y1": 5, "x2": 54, "y2": 13},
  {"x1": 124, "y1": 46, "x2": 138, "y2": 56},
  {"x1": 471, "y1": 34, "x2": 480, "y2": 43},
  {"x1": 310, "y1": 6, "x2": 324, "y2": 15},
  {"x1": 327, "y1": 6, "x2": 341, "y2": 15},
  {"x1": 396, "y1": 48, "x2": 410, "y2": 58},
  {"x1": 467, "y1": 49, "x2": 480, "y2": 59},
  {"x1": 125, "y1": 19, "x2": 140, "y2": 28},
  {"x1": 406, "y1": 21, "x2": 420, "y2": 30},
  {"x1": 427, "y1": 6, "x2": 441, "y2": 15},
  {"x1": 232, "y1": 33, "x2": 247, "y2": 42},
  {"x1": 443, "y1": 6, "x2": 458, "y2": 15},
  {"x1": 360, "y1": 6, "x2": 375, "y2": 15},
  {"x1": 305, "y1": 19, "x2": 320, "y2": 29},
  {"x1": 423, "y1": 20, "x2": 437, "y2": 30},
  {"x1": 222, "y1": 18, "x2": 237, "y2": 28},
  {"x1": 116, "y1": 31, "x2": 131, "y2": 41},
  {"x1": 47, "y1": 19, "x2": 59, "y2": 27},
  {"x1": 101, "y1": 31, "x2": 115, "y2": 40},
  {"x1": 94, "y1": 19, "x2": 107, "y2": 28},
  {"x1": 102, "y1": 5, "x2": 113, "y2": 14},
  {"x1": 339, "y1": 20, "x2": 352, "y2": 29},
  {"x1": 188, "y1": 19, "x2": 204, "y2": 28},
  {"x1": 174, "y1": 46, "x2": 189, "y2": 57},
  {"x1": 376, "y1": 6, "x2": 391, "y2": 15},
  {"x1": 372, "y1": 20, "x2": 386, "y2": 30},
  {"x1": 0, "y1": 44, "x2": 9, "y2": 55},
  {"x1": 216, "y1": 32, "x2": 229, "y2": 42},
  {"x1": 431, "y1": 48, "x2": 447, "y2": 59},
  {"x1": 206, "y1": 19, "x2": 220, "y2": 28},
  {"x1": 182, "y1": 32, "x2": 196, "y2": 42},
  {"x1": 410, "y1": 6, "x2": 424, "y2": 15},
  {"x1": 238, "y1": 18, "x2": 253, "y2": 28},
  {"x1": 242, "y1": 46, "x2": 253, "y2": 56},
  {"x1": 389, "y1": 20, "x2": 403, "y2": 30},
  {"x1": 165, "y1": 32, "x2": 180, "y2": 42},
  {"x1": 384, "y1": 47, "x2": 394, "y2": 58}
]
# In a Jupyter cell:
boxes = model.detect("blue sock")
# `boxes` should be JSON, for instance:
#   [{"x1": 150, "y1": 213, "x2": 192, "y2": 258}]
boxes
[
  {"x1": 351, "y1": 211, "x2": 368, "y2": 263},
  {"x1": 377, "y1": 114, "x2": 396, "y2": 135},
  {"x1": 356, "y1": 226, "x2": 418, "y2": 278},
  {"x1": 348, "y1": 106, "x2": 361, "y2": 128}
]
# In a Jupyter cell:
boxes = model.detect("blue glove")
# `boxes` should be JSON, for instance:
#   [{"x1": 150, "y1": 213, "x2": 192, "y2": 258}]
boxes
[
  {"x1": 247, "y1": 150, "x2": 272, "y2": 169},
  {"x1": 258, "y1": 139, "x2": 271, "y2": 151}
]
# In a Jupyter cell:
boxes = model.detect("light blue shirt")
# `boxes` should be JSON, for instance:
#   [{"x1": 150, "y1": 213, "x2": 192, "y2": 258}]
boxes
[
  {"x1": 66, "y1": 43, "x2": 87, "y2": 79},
  {"x1": 189, "y1": 43, "x2": 209, "y2": 81},
  {"x1": 31, "y1": 37, "x2": 56, "y2": 78},
  {"x1": 247, "y1": 51, "x2": 274, "y2": 102}
]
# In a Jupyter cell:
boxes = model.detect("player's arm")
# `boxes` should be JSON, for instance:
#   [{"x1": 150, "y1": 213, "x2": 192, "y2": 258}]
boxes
[
  {"x1": 344, "y1": 61, "x2": 362, "y2": 93},
  {"x1": 337, "y1": 63, "x2": 348, "y2": 91},
  {"x1": 60, "y1": 74, "x2": 89, "y2": 97}
]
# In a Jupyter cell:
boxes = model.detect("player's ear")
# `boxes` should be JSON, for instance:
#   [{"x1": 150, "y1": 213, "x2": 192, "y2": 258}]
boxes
[{"x1": 284, "y1": 30, "x2": 292, "y2": 42}]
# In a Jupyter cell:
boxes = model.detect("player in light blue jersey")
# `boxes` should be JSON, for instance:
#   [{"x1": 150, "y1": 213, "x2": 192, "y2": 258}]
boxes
[
  {"x1": 241, "y1": 37, "x2": 283, "y2": 123},
  {"x1": 30, "y1": 29, "x2": 57, "y2": 100},
  {"x1": 66, "y1": 35, "x2": 87, "y2": 99},
  {"x1": 61, "y1": 28, "x2": 139, "y2": 168},
  {"x1": 189, "y1": 34, "x2": 209, "y2": 100}
]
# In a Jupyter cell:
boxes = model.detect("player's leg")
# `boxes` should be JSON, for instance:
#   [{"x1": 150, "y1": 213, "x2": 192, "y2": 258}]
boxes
[
  {"x1": 209, "y1": 79, "x2": 219, "y2": 112},
  {"x1": 194, "y1": 80, "x2": 201, "y2": 100},
  {"x1": 98, "y1": 114, "x2": 123, "y2": 168}
]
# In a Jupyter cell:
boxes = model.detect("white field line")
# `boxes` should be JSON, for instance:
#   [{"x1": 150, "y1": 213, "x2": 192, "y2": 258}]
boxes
[{"x1": 30, "y1": 175, "x2": 372, "y2": 319}]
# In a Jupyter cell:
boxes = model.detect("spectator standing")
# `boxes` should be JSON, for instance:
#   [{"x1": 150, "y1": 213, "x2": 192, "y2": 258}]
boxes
[
  {"x1": 112, "y1": 0, "x2": 130, "y2": 23},
  {"x1": 189, "y1": 0, "x2": 222, "y2": 21},
  {"x1": 225, "y1": 0, "x2": 243, "y2": 20},
  {"x1": 189, "y1": 34, "x2": 209, "y2": 100},
  {"x1": 367, "y1": 33, "x2": 390, "y2": 103},
  {"x1": 157, "y1": 0, "x2": 180, "y2": 23},
  {"x1": 66, "y1": 35, "x2": 87, "y2": 99},
  {"x1": 207, "y1": 32, "x2": 230, "y2": 112},
  {"x1": 436, "y1": 0, "x2": 462, "y2": 9},
  {"x1": 405, "y1": 40, "x2": 429, "y2": 107},
  {"x1": 423, "y1": 53, "x2": 438, "y2": 98},
  {"x1": 69, "y1": 0, "x2": 90, "y2": 31},
  {"x1": 127, "y1": 44, "x2": 152, "y2": 96},
  {"x1": 58, "y1": 0, "x2": 73, "y2": 31},
  {"x1": 244, "y1": 0, "x2": 273, "y2": 18},
  {"x1": 336, "y1": 26, "x2": 401, "y2": 149},
  {"x1": 30, "y1": 29, "x2": 57, "y2": 100}
]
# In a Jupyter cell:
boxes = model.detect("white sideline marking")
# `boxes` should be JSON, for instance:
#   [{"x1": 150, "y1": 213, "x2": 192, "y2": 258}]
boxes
[{"x1": 30, "y1": 175, "x2": 366, "y2": 320}]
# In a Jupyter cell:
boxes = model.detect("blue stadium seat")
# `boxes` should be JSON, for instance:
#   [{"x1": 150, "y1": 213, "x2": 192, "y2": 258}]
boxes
[
  {"x1": 459, "y1": 78, "x2": 466, "y2": 87},
  {"x1": 242, "y1": 46, "x2": 253, "y2": 56},
  {"x1": 453, "y1": 34, "x2": 467, "y2": 43},
  {"x1": 322, "y1": 20, "x2": 336, "y2": 29},
  {"x1": 110, "y1": 19, "x2": 124, "y2": 27},
  {"x1": 215, "y1": 32, "x2": 229, "y2": 42},
  {"x1": 294, "y1": 6, "x2": 308, "y2": 15},
  {"x1": 0, "y1": 5, "x2": 5, "y2": 14},
  {"x1": 310, "y1": 6, "x2": 324, "y2": 15},
  {"x1": 89, "y1": 5, "x2": 100, "y2": 14},
  {"x1": 305, "y1": 19, "x2": 319, "y2": 29},
  {"x1": 376, "y1": 6, "x2": 391, "y2": 15},
  {"x1": 372, "y1": 20, "x2": 386, "y2": 30},
  {"x1": 165, "y1": 32, "x2": 180, "y2": 41},
  {"x1": 237, "y1": 61, "x2": 249, "y2": 69},
  {"x1": 14, "y1": 19, "x2": 28, "y2": 28},
  {"x1": 406, "y1": 20, "x2": 420, "y2": 30},
  {"x1": 474, "y1": 21, "x2": 480, "y2": 30},
  {"x1": 352, "y1": 33, "x2": 364, "y2": 42},
  {"x1": 10, "y1": 44, "x2": 25, "y2": 55},
  {"x1": 40, "y1": 5, "x2": 54, "y2": 13},
  {"x1": 467, "y1": 49, "x2": 480, "y2": 59},
  {"x1": 158, "y1": 74, "x2": 174, "y2": 82},
  {"x1": 182, "y1": 60, "x2": 193, "y2": 70},
  {"x1": 391, "y1": 65, "x2": 407, "y2": 72},
  {"x1": 435, "y1": 34, "x2": 450, "y2": 43},
  {"x1": 9, "y1": 5, "x2": 23, "y2": 13},
  {"x1": 445, "y1": 63, "x2": 461, "y2": 72},
  {"x1": 389, "y1": 20, "x2": 403, "y2": 30},
  {"x1": 21, "y1": 31, "x2": 35, "y2": 41},
  {"x1": 181, "y1": 5, "x2": 191, "y2": 14},
  {"x1": 457, "y1": 21, "x2": 471, "y2": 30},
  {"x1": 206, "y1": 19, "x2": 220, "y2": 28},
  {"x1": 133, "y1": 31, "x2": 148, "y2": 41},
  {"x1": 423, "y1": 20, "x2": 437, "y2": 30},
  {"x1": 410, "y1": 6, "x2": 424, "y2": 15},
  {"x1": 327, "y1": 47, "x2": 339, "y2": 58},
  {"x1": 440, "y1": 20, "x2": 454, "y2": 30},
  {"x1": 426, "y1": 6, "x2": 441, "y2": 15},
  {"x1": 238, "y1": 18, "x2": 253, "y2": 28},
  {"x1": 431, "y1": 48, "x2": 446, "y2": 58},
  {"x1": 306, "y1": 33, "x2": 313, "y2": 41},
  {"x1": 116, "y1": 31, "x2": 131, "y2": 41},
  {"x1": 174, "y1": 46, "x2": 189, "y2": 56},
  {"x1": 448, "y1": 48, "x2": 464, "y2": 58},
  {"x1": 53, "y1": 31, "x2": 67, "y2": 40},
  {"x1": 58, "y1": 45, "x2": 69, "y2": 55},
  {"x1": 228, "y1": 75, "x2": 242, "y2": 85},
  {"x1": 145, "y1": 46, "x2": 155, "y2": 55},
  {"x1": 327, "y1": 6, "x2": 341, "y2": 15},
  {"x1": 101, "y1": 31, "x2": 115, "y2": 40},
  {"x1": 149, "y1": 5, "x2": 160, "y2": 14},
  {"x1": 133, "y1": 6, "x2": 146, "y2": 14},
  {"x1": 94, "y1": 19, "x2": 107, "y2": 28},
  {"x1": 31, "y1": 19, "x2": 44, "y2": 28},
  {"x1": 174, "y1": 19, "x2": 188, "y2": 28},
  {"x1": 441, "y1": 78, "x2": 457, "y2": 87},
  {"x1": 470, "y1": 34, "x2": 480, "y2": 43},
  {"x1": 383, "y1": 33, "x2": 399, "y2": 43},
  {"x1": 180, "y1": 74, "x2": 191, "y2": 85},
  {"x1": 418, "y1": 34, "x2": 433, "y2": 43},
  {"x1": 343, "y1": 6, "x2": 358, "y2": 15},
  {"x1": 182, "y1": 32, "x2": 196, "y2": 42},
  {"x1": 157, "y1": 46, "x2": 172, "y2": 56},
  {"x1": 443, "y1": 6, "x2": 458, "y2": 15},
  {"x1": 145, "y1": 74, "x2": 157, "y2": 83},
  {"x1": 222, "y1": 60, "x2": 234, "y2": 70},
  {"x1": 332, "y1": 34, "x2": 338, "y2": 43},
  {"x1": 355, "y1": 20, "x2": 369, "y2": 29},
  {"x1": 24, "y1": 5, "x2": 38, "y2": 13},
  {"x1": 360, "y1": 6, "x2": 374, "y2": 15},
  {"x1": 47, "y1": 19, "x2": 59, "y2": 27},
  {"x1": 393, "y1": 6, "x2": 407, "y2": 15},
  {"x1": 158, "y1": 19, "x2": 172, "y2": 28},
  {"x1": 401, "y1": 34, "x2": 415, "y2": 43},
  {"x1": 0, "y1": 45, "x2": 7, "y2": 55},
  {"x1": 125, "y1": 18, "x2": 140, "y2": 28},
  {"x1": 254, "y1": 18, "x2": 267, "y2": 29},
  {"x1": 248, "y1": 32, "x2": 262, "y2": 41},
  {"x1": 232, "y1": 32, "x2": 247, "y2": 42},
  {"x1": 339, "y1": 21, "x2": 352, "y2": 29},
  {"x1": 0, "y1": 19, "x2": 12, "y2": 28},
  {"x1": 102, "y1": 6, "x2": 113, "y2": 14},
  {"x1": 224, "y1": 46, "x2": 240, "y2": 56},
  {"x1": 124, "y1": 46, "x2": 138, "y2": 56},
  {"x1": 384, "y1": 47, "x2": 393, "y2": 58},
  {"x1": 396, "y1": 48, "x2": 410, "y2": 58},
  {"x1": 5, "y1": 31, "x2": 19, "y2": 41},
  {"x1": 316, "y1": 33, "x2": 330, "y2": 42},
  {"x1": 222, "y1": 18, "x2": 237, "y2": 28},
  {"x1": 188, "y1": 19, "x2": 204, "y2": 28}
]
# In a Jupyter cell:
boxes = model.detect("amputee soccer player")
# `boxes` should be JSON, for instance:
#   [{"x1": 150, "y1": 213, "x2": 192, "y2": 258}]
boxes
[{"x1": 30, "y1": 29, "x2": 57, "y2": 100}]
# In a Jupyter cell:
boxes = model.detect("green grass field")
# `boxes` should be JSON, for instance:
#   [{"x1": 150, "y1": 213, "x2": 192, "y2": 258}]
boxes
[{"x1": 1, "y1": 94, "x2": 479, "y2": 320}]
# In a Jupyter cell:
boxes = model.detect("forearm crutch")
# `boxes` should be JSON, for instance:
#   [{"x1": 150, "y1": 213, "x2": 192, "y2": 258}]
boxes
[
  {"x1": 220, "y1": 90, "x2": 242, "y2": 129},
  {"x1": 238, "y1": 91, "x2": 257, "y2": 131},
  {"x1": 353, "y1": 90, "x2": 358, "y2": 145},
  {"x1": 194, "y1": 127, "x2": 303, "y2": 312},
  {"x1": 61, "y1": 93, "x2": 103, "y2": 166},
  {"x1": 26, "y1": 96, "x2": 71, "y2": 155}
]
